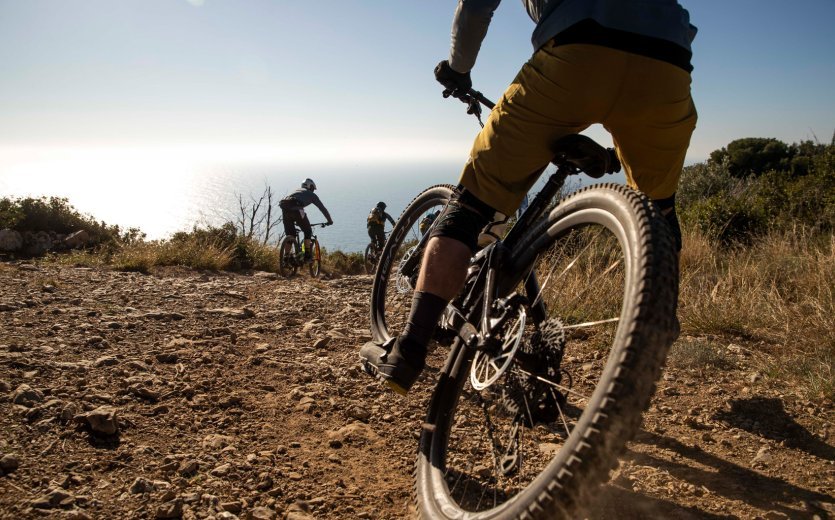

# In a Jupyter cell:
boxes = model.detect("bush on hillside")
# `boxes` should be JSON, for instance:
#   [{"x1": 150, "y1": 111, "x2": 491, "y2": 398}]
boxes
[
  {"x1": 679, "y1": 138, "x2": 834, "y2": 244},
  {"x1": 168, "y1": 222, "x2": 278, "y2": 271},
  {"x1": 0, "y1": 195, "x2": 140, "y2": 245}
]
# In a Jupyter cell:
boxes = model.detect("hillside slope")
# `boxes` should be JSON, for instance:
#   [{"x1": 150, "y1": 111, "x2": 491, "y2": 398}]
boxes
[{"x1": 1, "y1": 262, "x2": 833, "y2": 519}]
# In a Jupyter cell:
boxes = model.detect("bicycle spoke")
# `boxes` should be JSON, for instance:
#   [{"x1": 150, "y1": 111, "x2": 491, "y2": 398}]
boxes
[{"x1": 560, "y1": 317, "x2": 619, "y2": 329}]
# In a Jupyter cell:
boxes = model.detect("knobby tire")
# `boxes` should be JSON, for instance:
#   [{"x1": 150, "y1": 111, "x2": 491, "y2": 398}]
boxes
[
  {"x1": 370, "y1": 184, "x2": 455, "y2": 343},
  {"x1": 309, "y1": 239, "x2": 321, "y2": 278}
]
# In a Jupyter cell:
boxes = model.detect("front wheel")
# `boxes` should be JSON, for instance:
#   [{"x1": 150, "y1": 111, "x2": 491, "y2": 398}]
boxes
[
  {"x1": 308, "y1": 239, "x2": 322, "y2": 278},
  {"x1": 415, "y1": 184, "x2": 679, "y2": 519},
  {"x1": 370, "y1": 184, "x2": 454, "y2": 343},
  {"x1": 278, "y1": 236, "x2": 298, "y2": 277}
]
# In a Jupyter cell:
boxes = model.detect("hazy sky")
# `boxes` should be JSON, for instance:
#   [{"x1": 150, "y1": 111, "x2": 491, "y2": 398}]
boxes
[{"x1": 1, "y1": 0, "x2": 834, "y2": 167}]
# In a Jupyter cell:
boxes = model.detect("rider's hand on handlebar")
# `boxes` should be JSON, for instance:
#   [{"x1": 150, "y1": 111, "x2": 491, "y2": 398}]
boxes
[
  {"x1": 434, "y1": 60, "x2": 471, "y2": 99},
  {"x1": 325, "y1": 220, "x2": 334, "y2": 227}
]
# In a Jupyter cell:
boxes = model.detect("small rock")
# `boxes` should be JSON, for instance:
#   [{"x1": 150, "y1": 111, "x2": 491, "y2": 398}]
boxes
[
  {"x1": 60, "y1": 403, "x2": 80, "y2": 423},
  {"x1": 752, "y1": 446, "x2": 773, "y2": 465},
  {"x1": 126, "y1": 360, "x2": 151, "y2": 372},
  {"x1": 78, "y1": 406, "x2": 119, "y2": 435},
  {"x1": 202, "y1": 434, "x2": 235, "y2": 450},
  {"x1": 206, "y1": 307, "x2": 255, "y2": 319},
  {"x1": 0, "y1": 453, "x2": 21, "y2": 474},
  {"x1": 221, "y1": 501, "x2": 243, "y2": 514},
  {"x1": 129, "y1": 384, "x2": 160, "y2": 402},
  {"x1": 129, "y1": 477, "x2": 155, "y2": 494},
  {"x1": 12, "y1": 383, "x2": 44, "y2": 407},
  {"x1": 155, "y1": 498, "x2": 184, "y2": 519},
  {"x1": 94, "y1": 356, "x2": 119, "y2": 367},
  {"x1": 32, "y1": 488, "x2": 74, "y2": 509},
  {"x1": 763, "y1": 511, "x2": 790, "y2": 520},
  {"x1": 210, "y1": 463, "x2": 231, "y2": 477},
  {"x1": 347, "y1": 405, "x2": 371, "y2": 423},
  {"x1": 247, "y1": 507, "x2": 277, "y2": 520},
  {"x1": 178, "y1": 460, "x2": 199, "y2": 477},
  {"x1": 313, "y1": 337, "x2": 330, "y2": 349},
  {"x1": 155, "y1": 352, "x2": 179, "y2": 363},
  {"x1": 63, "y1": 510, "x2": 94, "y2": 520}
]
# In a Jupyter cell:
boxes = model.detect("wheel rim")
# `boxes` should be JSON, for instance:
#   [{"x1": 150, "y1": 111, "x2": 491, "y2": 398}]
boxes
[{"x1": 428, "y1": 216, "x2": 631, "y2": 515}]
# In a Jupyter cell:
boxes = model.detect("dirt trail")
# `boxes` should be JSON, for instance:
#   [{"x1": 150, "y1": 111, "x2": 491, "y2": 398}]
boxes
[{"x1": 1, "y1": 262, "x2": 832, "y2": 519}]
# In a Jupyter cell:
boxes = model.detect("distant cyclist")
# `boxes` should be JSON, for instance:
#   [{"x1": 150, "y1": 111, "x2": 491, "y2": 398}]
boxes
[
  {"x1": 419, "y1": 210, "x2": 440, "y2": 235},
  {"x1": 367, "y1": 201, "x2": 395, "y2": 251},
  {"x1": 279, "y1": 178, "x2": 333, "y2": 262}
]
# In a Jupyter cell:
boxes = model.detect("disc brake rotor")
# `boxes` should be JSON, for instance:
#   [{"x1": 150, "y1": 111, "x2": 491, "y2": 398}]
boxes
[
  {"x1": 470, "y1": 308, "x2": 526, "y2": 391},
  {"x1": 394, "y1": 247, "x2": 417, "y2": 294}
]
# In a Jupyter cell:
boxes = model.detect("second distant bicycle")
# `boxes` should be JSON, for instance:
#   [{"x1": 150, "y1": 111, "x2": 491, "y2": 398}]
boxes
[{"x1": 365, "y1": 201, "x2": 396, "y2": 274}]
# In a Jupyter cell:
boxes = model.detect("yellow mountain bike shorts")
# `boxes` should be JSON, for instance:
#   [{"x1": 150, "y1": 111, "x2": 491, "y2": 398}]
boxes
[{"x1": 459, "y1": 43, "x2": 697, "y2": 216}]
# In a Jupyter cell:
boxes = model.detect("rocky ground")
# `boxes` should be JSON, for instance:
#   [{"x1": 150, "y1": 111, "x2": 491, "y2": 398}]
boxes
[{"x1": 0, "y1": 261, "x2": 833, "y2": 519}]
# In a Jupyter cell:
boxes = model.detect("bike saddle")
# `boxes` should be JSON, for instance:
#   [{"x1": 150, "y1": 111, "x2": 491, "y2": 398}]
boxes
[{"x1": 551, "y1": 134, "x2": 621, "y2": 178}]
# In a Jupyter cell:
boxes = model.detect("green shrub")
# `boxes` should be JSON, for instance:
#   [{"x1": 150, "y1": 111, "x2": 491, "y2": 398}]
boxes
[
  {"x1": 323, "y1": 250, "x2": 366, "y2": 275},
  {"x1": 0, "y1": 195, "x2": 141, "y2": 245},
  {"x1": 680, "y1": 139, "x2": 834, "y2": 245}
]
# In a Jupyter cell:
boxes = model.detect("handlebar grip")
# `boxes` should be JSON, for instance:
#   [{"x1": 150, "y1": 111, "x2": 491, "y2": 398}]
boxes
[{"x1": 470, "y1": 90, "x2": 495, "y2": 110}]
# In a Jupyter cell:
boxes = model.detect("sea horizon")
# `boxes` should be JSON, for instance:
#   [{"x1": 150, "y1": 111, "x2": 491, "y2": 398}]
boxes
[{"x1": 0, "y1": 156, "x2": 468, "y2": 253}]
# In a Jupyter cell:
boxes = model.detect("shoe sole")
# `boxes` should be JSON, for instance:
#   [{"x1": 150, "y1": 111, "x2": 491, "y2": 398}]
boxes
[{"x1": 359, "y1": 357, "x2": 409, "y2": 396}]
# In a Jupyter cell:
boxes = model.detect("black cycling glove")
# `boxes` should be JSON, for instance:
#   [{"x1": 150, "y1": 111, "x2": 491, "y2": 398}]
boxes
[{"x1": 434, "y1": 60, "x2": 472, "y2": 99}]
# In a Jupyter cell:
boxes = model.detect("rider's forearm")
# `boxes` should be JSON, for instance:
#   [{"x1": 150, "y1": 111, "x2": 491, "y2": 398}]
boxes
[
  {"x1": 449, "y1": 0, "x2": 501, "y2": 73},
  {"x1": 314, "y1": 201, "x2": 332, "y2": 223}
]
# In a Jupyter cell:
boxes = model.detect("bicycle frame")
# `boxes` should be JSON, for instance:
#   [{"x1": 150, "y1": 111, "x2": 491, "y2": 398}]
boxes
[{"x1": 395, "y1": 89, "x2": 620, "y2": 357}]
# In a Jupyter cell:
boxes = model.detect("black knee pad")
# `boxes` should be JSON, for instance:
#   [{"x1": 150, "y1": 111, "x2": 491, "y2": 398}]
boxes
[
  {"x1": 429, "y1": 187, "x2": 496, "y2": 253},
  {"x1": 654, "y1": 194, "x2": 682, "y2": 252}
]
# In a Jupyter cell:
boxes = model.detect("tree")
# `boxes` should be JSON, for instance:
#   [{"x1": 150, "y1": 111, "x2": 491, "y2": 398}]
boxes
[{"x1": 709, "y1": 137, "x2": 791, "y2": 177}]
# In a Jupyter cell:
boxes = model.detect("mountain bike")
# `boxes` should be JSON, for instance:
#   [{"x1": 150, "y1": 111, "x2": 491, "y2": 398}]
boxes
[
  {"x1": 278, "y1": 223, "x2": 327, "y2": 278},
  {"x1": 366, "y1": 90, "x2": 679, "y2": 519},
  {"x1": 364, "y1": 232, "x2": 390, "y2": 274}
]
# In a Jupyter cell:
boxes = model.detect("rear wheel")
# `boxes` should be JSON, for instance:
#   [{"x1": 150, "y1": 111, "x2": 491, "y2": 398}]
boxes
[
  {"x1": 364, "y1": 243, "x2": 377, "y2": 275},
  {"x1": 309, "y1": 239, "x2": 321, "y2": 277},
  {"x1": 278, "y1": 236, "x2": 298, "y2": 277},
  {"x1": 415, "y1": 184, "x2": 679, "y2": 519},
  {"x1": 369, "y1": 184, "x2": 454, "y2": 343}
]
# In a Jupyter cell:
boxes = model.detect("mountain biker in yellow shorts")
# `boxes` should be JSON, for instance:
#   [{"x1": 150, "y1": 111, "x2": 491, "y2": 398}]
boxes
[{"x1": 361, "y1": 0, "x2": 698, "y2": 394}]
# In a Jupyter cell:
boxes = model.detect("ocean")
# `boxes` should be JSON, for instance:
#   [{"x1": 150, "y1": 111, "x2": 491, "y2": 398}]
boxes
[
  {"x1": 0, "y1": 157, "x2": 623, "y2": 252},
  {"x1": 0, "y1": 159, "x2": 460, "y2": 252}
]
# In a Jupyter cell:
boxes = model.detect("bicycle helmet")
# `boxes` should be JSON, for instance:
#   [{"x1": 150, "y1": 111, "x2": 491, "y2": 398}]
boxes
[
  {"x1": 376, "y1": 201, "x2": 386, "y2": 210},
  {"x1": 302, "y1": 178, "x2": 317, "y2": 191}
]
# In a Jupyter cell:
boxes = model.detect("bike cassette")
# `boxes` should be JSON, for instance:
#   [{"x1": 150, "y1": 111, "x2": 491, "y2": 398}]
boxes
[{"x1": 501, "y1": 317, "x2": 567, "y2": 425}]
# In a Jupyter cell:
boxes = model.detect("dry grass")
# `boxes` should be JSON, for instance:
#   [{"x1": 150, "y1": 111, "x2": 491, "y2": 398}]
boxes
[{"x1": 678, "y1": 228, "x2": 835, "y2": 399}]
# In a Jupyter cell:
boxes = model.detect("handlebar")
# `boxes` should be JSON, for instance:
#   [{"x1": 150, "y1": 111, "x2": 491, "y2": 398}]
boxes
[
  {"x1": 310, "y1": 222, "x2": 331, "y2": 228},
  {"x1": 444, "y1": 88, "x2": 495, "y2": 127}
]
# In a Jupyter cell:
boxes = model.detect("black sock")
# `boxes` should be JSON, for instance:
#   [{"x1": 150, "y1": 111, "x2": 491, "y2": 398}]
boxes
[{"x1": 398, "y1": 291, "x2": 448, "y2": 361}]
